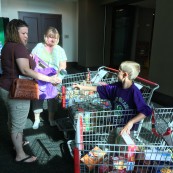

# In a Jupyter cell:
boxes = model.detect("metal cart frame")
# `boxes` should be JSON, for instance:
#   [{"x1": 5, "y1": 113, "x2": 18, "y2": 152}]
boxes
[
  {"x1": 56, "y1": 66, "x2": 159, "y2": 140},
  {"x1": 73, "y1": 107, "x2": 173, "y2": 173}
]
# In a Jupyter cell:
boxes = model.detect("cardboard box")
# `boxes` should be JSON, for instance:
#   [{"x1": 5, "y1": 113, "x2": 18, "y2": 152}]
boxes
[{"x1": 81, "y1": 146, "x2": 106, "y2": 171}]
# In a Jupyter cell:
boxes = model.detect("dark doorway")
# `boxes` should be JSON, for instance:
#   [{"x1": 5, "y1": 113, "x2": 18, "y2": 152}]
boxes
[
  {"x1": 134, "y1": 8, "x2": 155, "y2": 78},
  {"x1": 18, "y1": 12, "x2": 62, "y2": 52},
  {"x1": 110, "y1": 6, "x2": 135, "y2": 68}
]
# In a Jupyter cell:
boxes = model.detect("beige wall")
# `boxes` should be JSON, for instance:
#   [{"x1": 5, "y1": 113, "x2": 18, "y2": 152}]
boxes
[
  {"x1": 149, "y1": 0, "x2": 173, "y2": 97},
  {"x1": 1, "y1": 0, "x2": 78, "y2": 62}
]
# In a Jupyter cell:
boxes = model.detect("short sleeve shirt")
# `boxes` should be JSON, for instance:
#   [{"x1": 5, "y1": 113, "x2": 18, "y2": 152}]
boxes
[
  {"x1": 0, "y1": 42, "x2": 35, "y2": 91},
  {"x1": 31, "y1": 43, "x2": 67, "y2": 71},
  {"x1": 97, "y1": 82, "x2": 152, "y2": 130}
]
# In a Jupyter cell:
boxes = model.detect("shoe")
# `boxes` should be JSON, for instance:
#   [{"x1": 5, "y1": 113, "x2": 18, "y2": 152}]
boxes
[
  {"x1": 32, "y1": 120, "x2": 40, "y2": 129},
  {"x1": 23, "y1": 141, "x2": 29, "y2": 146},
  {"x1": 15, "y1": 155, "x2": 37, "y2": 164},
  {"x1": 49, "y1": 120, "x2": 56, "y2": 127}
]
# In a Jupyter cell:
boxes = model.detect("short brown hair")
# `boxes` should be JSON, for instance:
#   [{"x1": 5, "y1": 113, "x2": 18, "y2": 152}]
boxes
[{"x1": 5, "y1": 19, "x2": 28, "y2": 43}]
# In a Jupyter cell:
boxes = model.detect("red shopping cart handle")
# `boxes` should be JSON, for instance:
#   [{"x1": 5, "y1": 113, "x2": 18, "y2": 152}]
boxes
[
  {"x1": 151, "y1": 110, "x2": 172, "y2": 137},
  {"x1": 74, "y1": 147, "x2": 80, "y2": 173},
  {"x1": 62, "y1": 86, "x2": 66, "y2": 108}
]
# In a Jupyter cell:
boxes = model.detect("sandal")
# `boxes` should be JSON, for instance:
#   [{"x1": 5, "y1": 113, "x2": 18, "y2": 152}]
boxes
[{"x1": 15, "y1": 155, "x2": 37, "y2": 164}]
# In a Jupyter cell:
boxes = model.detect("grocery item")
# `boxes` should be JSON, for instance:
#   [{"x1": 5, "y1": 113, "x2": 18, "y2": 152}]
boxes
[
  {"x1": 160, "y1": 168, "x2": 172, "y2": 173},
  {"x1": 81, "y1": 146, "x2": 106, "y2": 171}
]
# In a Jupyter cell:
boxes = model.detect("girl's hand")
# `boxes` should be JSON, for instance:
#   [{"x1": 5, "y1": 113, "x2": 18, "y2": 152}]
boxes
[
  {"x1": 72, "y1": 83, "x2": 80, "y2": 89},
  {"x1": 120, "y1": 121, "x2": 133, "y2": 135}
]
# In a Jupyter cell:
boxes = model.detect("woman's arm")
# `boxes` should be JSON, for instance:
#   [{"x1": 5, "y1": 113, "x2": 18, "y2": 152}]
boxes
[
  {"x1": 57, "y1": 61, "x2": 67, "y2": 73},
  {"x1": 16, "y1": 58, "x2": 60, "y2": 84}
]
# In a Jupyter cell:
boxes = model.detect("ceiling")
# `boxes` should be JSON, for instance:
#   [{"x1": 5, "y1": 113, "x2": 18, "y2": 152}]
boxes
[
  {"x1": 56, "y1": 0, "x2": 156, "y2": 9},
  {"x1": 131, "y1": 0, "x2": 156, "y2": 9}
]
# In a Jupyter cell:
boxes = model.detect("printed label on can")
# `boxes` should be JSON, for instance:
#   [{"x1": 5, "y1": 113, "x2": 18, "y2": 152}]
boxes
[
  {"x1": 113, "y1": 157, "x2": 119, "y2": 169},
  {"x1": 126, "y1": 161, "x2": 135, "y2": 171}
]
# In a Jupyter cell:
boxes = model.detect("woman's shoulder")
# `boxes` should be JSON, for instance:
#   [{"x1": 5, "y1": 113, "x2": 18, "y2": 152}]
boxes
[
  {"x1": 34, "y1": 42, "x2": 44, "y2": 48},
  {"x1": 7, "y1": 42, "x2": 25, "y2": 48},
  {"x1": 13, "y1": 43, "x2": 27, "y2": 51},
  {"x1": 54, "y1": 44, "x2": 64, "y2": 51},
  {"x1": 32, "y1": 43, "x2": 44, "y2": 53}
]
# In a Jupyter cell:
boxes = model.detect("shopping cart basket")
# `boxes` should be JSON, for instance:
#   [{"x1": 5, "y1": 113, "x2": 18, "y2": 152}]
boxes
[
  {"x1": 56, "y1": 98, "x2": 112, "y2": 140},
  {"x1": 56, "y1": 66, "x2": 159, "y2": 139},
  {"x1": 73, "y1": 107, "x2": 173, "y2": 173},
  {"x1": 60, "y1": 66, "x2": 159, "y2": 108},
  {"x1": 59, "y1": 67, "x2": 118, "y2": 108},
  {"x1": 69, "y1": 108, "x2": 141, "y2": 155}
]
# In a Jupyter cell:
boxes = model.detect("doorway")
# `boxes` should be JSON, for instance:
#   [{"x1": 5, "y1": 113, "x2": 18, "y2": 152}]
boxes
[
  {"x1": 110, "y1": 6, "x2": 135, "y2": 68},
  {"x1": 18, "y1": 12, "x2": 62, "y2": 52},
  {"x1": 134, "y1": 7, "x2": 155, "y2": 78}
]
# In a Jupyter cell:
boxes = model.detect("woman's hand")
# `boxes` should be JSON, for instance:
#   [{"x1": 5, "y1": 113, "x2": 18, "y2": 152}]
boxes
[
  {"x1": 120, "y1": 121, "x2": 133, "y2": 135},
  {"x1": 72, "y1": 83, "x2": 81, "y2": 89},
  {"x1": 49, "y1": 75, "x2": 62, "y2": 85},
  {"x1": 30, "y1": 54, "x2": 34, "y2": 58}
]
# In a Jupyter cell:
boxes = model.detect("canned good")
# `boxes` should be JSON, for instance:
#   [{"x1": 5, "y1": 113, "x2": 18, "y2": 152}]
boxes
[
  {"x1": 113, "y1": 157, "x2": 126, "y2": 171},
  {"x1": 65, "y1": 99, "x2": 69, "y2": 108},
  {"x1": 126, "y1": 161, "x2": 135, "y2": 171},
  {"x1": 117, "y1": 158, "x2": 124, "y2": 170},
  {"x1": 113, "y1": 157, "x2": 119, "y2": 169},
  {"x1": 99, "y1": 164, "x2": 109, "y2": 173}
]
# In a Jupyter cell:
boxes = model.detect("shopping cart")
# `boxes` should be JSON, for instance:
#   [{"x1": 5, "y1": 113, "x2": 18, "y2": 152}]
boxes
[
  {"x1": 56, "y1": 98, "x2": 112, "y2": 140},
  {"x1": 59, "y1": 66, "x2": 159, "y2": 108},
  {"x1": 68, "y1": 107, "x2": 142, "y2": 157},
  {"x1": 56, "y1": 66, "x2": 159, "y2": 139},
  {"x1": 73, "y1": 107, "x2": 173, "y2": 173},
  {"x1": 59, "y1": 67, "x2": 118, "y2": 108}
]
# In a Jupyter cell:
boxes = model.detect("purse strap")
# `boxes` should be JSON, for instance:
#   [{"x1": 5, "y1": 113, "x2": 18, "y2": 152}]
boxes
[
  {"x1": 11, "y1": 46, "x2": 15, "y2": 79},
  {"x1": 11, "y1": 46, "x2": 33, "y2": 80}
]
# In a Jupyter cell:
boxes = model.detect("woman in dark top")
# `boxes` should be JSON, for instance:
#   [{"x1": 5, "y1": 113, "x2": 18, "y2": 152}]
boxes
[{"x1": 0, "y1": 19, "x2": 61, "y2": 163}]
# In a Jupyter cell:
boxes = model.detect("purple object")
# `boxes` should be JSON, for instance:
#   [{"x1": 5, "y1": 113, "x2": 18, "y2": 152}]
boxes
[{"x1": 33, "y1": 55, "x2": 58, "y2": 100}]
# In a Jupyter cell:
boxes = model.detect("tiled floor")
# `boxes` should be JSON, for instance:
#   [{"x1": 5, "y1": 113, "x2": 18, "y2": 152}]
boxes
[{"x1": 0, "y1": 100, "x2": 74, "y2": 173}]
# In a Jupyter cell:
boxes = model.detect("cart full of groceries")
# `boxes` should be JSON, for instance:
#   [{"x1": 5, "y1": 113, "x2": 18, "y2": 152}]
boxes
[
  {"x1": 55, "y1": 66, "x2": 159, "y2": 140},
  {"x1": 58, "y1": 66, "x2": 159, "y2": 108},
  {"x1": 73, "y1": 107, "x2": 173, "y2": 173}
]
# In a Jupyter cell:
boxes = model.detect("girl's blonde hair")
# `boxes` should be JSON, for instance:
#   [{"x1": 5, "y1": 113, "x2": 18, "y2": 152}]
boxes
[
  {"x1": 44, "y1": 26, "x2": 60, "y2": 45},
  {"x1": 119, "y1": 61, "x2": 140, "y2": 80}
]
